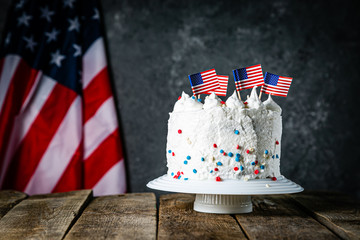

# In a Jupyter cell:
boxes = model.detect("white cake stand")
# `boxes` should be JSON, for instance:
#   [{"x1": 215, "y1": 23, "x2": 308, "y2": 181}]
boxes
[{"x1": 147, "y1": 174, "x2": 303, "y2": 214}]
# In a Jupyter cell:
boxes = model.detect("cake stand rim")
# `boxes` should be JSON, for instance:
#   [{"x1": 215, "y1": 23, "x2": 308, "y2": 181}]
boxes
[{"x1": 146, "y1": 174, "x2": 304, "y2": 195}]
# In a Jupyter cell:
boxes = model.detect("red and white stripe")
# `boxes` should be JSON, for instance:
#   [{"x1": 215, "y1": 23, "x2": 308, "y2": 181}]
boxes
[
  {"x1": 208, "y1": 75, "x2": 228, "y2": 96},
  {"x1": 235, "y1": 64, "x2": 264, "y2": 91},
  {"x1": 0, "y1": 37, "x2": 126, "y2": 196},
  {"x1": 261, "y1": 76, "x2": 292, "y2": 97},
  {"x1": 191, "y1": 69, "x2": 219, "y2": 95}
]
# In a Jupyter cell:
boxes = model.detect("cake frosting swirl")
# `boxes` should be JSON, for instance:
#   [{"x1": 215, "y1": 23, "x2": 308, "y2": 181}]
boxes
[{"x1": 166, "y1": 87, "x2": 282, "y2": 181}]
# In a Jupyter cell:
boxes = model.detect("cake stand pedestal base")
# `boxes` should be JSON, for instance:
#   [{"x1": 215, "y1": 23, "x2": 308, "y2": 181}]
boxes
[
  {"x1": 147, "y1": 174, "x2": 303, "y2": 214},
  {"x1": 194, "y1": 194, "x2": 252, "y2": 214}
]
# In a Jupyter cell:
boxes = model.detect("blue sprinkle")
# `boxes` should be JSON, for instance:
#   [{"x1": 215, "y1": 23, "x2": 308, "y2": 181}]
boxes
[
  {"x1": 264, "y1": 150, "x2": 268, "y2": 154},
  {"x1": 272, "y1": 155, "x2": 275, "y2": 159},
  {"x1": 184, "y1": 160, "x2": 188, "y2": 164},
  {"x1": 234, "y1": 130, "x2": 239, "y2": 135},
  {"x1": 201, "y1": 157, "x2": 205, "y2": 161},
  {"x1": 276, "y1": 154, "x2": 279, "y2": 159},
  {"x1": 235, "y1": 157, "x2": 240, "y2": 162},
  {"x1": 197, "y1": 99, "x2": 202, "y2": 102},
  {"x1": 168, "y1": 150, "x2": 172, "y2": 153},
  {"x1": 210, "y1": 170, "x2": 213, "y2": 173},
  {"x1": 236, "y1": 153, "x2": 241, "y2": 158},
  {"x1": 240, "y1": 166, "x2": 244, "y2": 171},
  {"x1": 193, "y1": 169, "x2": 197, "y2": 173},
  {"x1": 171, "y1": 172, "x2": 174, "y2": 176},
  {"x1": 184, "y1": 178, "x2": 188, "y2": 180},
  {"x1": 251, "y1": 162, "x2": 255, "y2": 165},
  {"x1": 191, "y1": 96, "x2": 195, "y2": 99},
  {"x1": 220, "y1": 149, "x2": 224, "y2": 153},
  {"x1": 228, "y1": 152, "x2": 233, "y2": 157},
  {"x1": 187, "y1": 156, "x2": 191, "y2": 160},
  {"x1": 217, "y1": 162, "x2": 223, "y2": 166},
  {"x1": 260, "y1": 165, "x2": 265, "y2": 169},
  {"x1": 178, "y1": 176, "x2": 181, "y2": 179}
]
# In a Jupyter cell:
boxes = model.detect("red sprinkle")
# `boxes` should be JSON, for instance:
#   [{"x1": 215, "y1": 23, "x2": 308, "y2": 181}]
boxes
[
  {"x1": 172, "y1": 152, "x2": 175, "y2": 156},
  {"x1": 214, "y1": 168, "x2": 219, "y2": 172},
  {"x1": 213, "y1": 144, "x2": 217, "y2": 148},
  {"x1": 215, "y1": 176, "x2": 222, "y2": 182},
  {"x1": 181, "y1": 172, "x2": 184, "y2": 175},
  {"x1": 178, "y1": 129, "x2": 182, "y2": 134},
  {"x1": 246, "y1": 149, "x2": 250, "y2": 154},
  {"x1": 234, "y1": 167, "x2": 239, "y2": 171},
  {"x1": 272, "y1": 177, "x2": 277, "y2": 181},
  {"x1": 236, "y1": 145, "x2": 240, "y2": 149},
  {"x1": 275, "y1": 140, "x2": 279, "y2": 145},
  {"x1": 220, "y1": 101, "x2": 225, "y2": 105},
  {"x1": 255, "y1": 160, "x2": 258, "y2": 165},
  {"x1": 177, "y1": 171, "x2": 180, "y2": 176},
  {"x1": 178, "y1": 96, "x2": 181, "y2": 100},
  {"x1": 254, "y1": 169, "x2": 259, "y2": 174},
  {"x1": 244, "y1": 101, "x2": 248, "y2": 105},
  {"x1": 223, "y1": 152, "x2": 227, "y2": 156}
]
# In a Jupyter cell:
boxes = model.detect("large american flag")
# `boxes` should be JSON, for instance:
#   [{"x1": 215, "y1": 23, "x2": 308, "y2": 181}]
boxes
[
  {"x1": 260, "y1": 72, "x2": 293, "y2": 97},
  {"x1": 188, "y1": 69, "x2": 219, "y2": 95},
  {"x1": 0, "y1": 0, "x2": 126, "y2": 195},
  {"x1": 232, "y1": 64, "x2": 264, "y2": 91},
  {"x1": 208, "y1": 75, "x2": 228, "y2": 96}
]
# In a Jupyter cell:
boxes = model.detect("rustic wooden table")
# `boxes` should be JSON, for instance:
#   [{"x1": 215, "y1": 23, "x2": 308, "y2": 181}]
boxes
[{"x1": 0, "y1": 190, "x2": 358, "y2": 239}]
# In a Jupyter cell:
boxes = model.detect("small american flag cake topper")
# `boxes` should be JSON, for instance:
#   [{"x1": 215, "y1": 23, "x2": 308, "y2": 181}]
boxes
[
  {"x1": 232, "y1": 64, "x2": 264, "y2": 92},
  {"x1": 188, "y1": 69, "x2": 219, "y2": 96},
  {"x1": 207, "y1": 75, "x2": 229, "y2": 96},
  {"x1": 260, "y1": 72, "x2": 293, "y2": 97}
]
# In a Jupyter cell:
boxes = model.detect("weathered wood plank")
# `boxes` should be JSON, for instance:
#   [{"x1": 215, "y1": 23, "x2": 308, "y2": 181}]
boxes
[
  {"x1": 0, "y1": 190, "x2": 92, "y2": 240},
  {"x1": 65, "y1": 193, "x2": 157, "y2": 240},
  {"x1": 158, "y1": 193, "x2": 247, "y2": 240},
  {"x1": 291, "y1": 191, "x2": 360, "y2": 240},
  {"x1": 0, "y1": 190, "x2": 27, "y2": 219},
  {"x1": 235, "y1": 195, "x2": 339, "y2": 240}
]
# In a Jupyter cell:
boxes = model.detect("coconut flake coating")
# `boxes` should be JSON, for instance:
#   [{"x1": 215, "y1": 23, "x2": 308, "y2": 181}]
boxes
[{"x1": 166, "y1": 88, "x2": 282, "y2": 181}]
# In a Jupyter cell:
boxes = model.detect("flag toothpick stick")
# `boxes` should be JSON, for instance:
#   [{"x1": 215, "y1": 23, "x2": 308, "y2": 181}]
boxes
[
  {"x1": 258, "y1": 87, "x2": 263, "y2": 100},
  {"x1": 236, "y1": 90, "x2": 242, "y2": 101}
]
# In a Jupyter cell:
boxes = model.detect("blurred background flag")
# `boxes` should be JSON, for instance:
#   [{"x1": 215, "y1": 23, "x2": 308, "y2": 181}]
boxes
[
  {"x1": 188, "y1": 69, "x2": 219, "y2": 96},
  {"x1": 207, "y1": 75, "x2": 228, "y2": 96},
  {"x1": 260, "y1": 72, "x2": 293, "y2": 97},
  {"x1": 0, "y1": 0, "x2": 126, "y2": 195},
  {"x1": 232, "y1": 64, "x2": 264, "y2": 91}
]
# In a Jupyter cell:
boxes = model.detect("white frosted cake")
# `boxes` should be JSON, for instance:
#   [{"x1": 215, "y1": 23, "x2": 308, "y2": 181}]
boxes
[{"x1": 166, "y1": 86, "x2": 282, "y2": 181}]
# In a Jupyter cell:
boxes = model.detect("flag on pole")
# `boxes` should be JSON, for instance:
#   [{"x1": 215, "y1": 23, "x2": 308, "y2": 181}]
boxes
[
  {"x1": 232, "y1": 64, "x2": 264, "y2": 91},
  {"x1": 188, "y1": 69, "x2": 219, "y2": 95},
  {"x1": 0, "y1": 0, "x2": 126, "y2": 196},
  {"x1": 207, "y1": 75, "x2": 229, "y2": 96},
  {"x1": 260, "y1": 72, "x2": 293, "y2": 97}
]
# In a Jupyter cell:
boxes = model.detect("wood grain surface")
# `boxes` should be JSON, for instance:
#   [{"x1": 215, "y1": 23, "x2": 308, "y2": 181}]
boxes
[
  {"x1": 0, "y1": 190, "x2": 27, "y2": 219},
  {"x1": 158, "y1": 193, "x2": 247, "y2": 240},
  {"x1": 291, "y1": 191, "x2": 360, "y2": 240},
  {"x1": 65, "y1": 193, "x2": 157, "y2": 240},
  {"x1": 0, "y1": 190, "x2": 92, "y2": 240},
  {"x1": 0, "y1": 190, "x2": 358, "y2": 240},
  {"x1": 235, "y1": 195, "x2": 339, "y2": 240}
]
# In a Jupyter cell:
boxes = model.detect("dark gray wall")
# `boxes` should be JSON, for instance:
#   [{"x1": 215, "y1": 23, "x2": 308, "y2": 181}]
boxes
[{"x1": 1, "y1": 0, "x2": 359, "y2": 198}]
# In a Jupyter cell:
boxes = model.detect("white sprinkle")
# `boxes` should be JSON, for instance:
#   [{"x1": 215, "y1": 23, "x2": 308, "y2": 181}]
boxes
[{"x1": 266, "y1": 184, "x2": 270, "y2": 188}]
